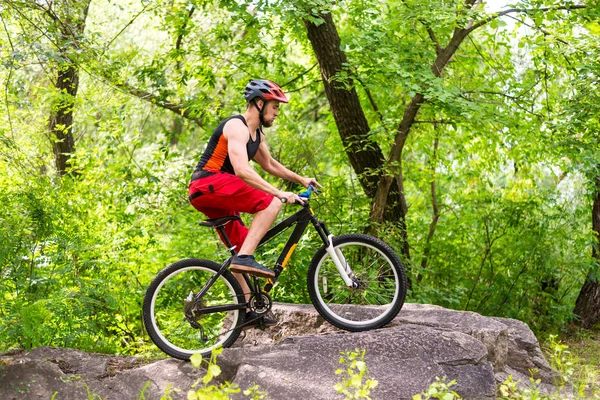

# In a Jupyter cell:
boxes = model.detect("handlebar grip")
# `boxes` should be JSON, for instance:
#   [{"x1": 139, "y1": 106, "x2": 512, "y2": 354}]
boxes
[{"x1": 299, "y1": 184, "x2": 317, "y2": 199}]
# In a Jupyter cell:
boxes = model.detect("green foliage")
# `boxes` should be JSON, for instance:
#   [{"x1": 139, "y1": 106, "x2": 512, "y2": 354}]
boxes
[
  {"x1": 543, "y1": 334, "x2": 600, "y2": 399},
  {"x1": 496, "y1": 335, "x2": 600, "y2": 399},
  {"x1": 412, "y1": 377, "x2": 460, "y2": 400},
  {"x1": 334, "y1": 348, "x2": 378, "y2": 400},
  {"x1": 157, "y1": 347, "x2": 269, "y2": 400},
  {"x1": 186, "y1": 348, "x2": 243, "y2": 400},
  {"x1": 1, "y1": 0, "x2": 599, "y2": 356},
  {"x1": 497, "y1": 375, "x2": 546, "y2": 400}
]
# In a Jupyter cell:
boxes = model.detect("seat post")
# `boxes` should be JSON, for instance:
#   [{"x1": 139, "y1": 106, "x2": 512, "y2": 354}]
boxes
[{"x1": 216, "y1": 225, "x2": 236, "y2": 255}]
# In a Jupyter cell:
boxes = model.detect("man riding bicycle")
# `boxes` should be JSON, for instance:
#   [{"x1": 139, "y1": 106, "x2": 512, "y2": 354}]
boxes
[{"x1": 188, "y1": 79, "x2": 320, "y2": 325}]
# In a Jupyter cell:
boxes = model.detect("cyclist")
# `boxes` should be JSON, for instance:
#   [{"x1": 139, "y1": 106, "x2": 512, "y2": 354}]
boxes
[{"x1": 188, "y1": 79, "x2": 320, "y2": 325}]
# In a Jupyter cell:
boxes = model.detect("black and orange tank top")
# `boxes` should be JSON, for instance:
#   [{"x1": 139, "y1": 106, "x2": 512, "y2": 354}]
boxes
[{"x1": 194, "y1": 115, "x2": 261, "y2": 175}]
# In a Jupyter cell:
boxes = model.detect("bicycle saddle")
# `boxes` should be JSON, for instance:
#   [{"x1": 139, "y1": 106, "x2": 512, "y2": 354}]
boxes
[{"x1": 199, "y1": 215, "x2": 242, "y2": 228}]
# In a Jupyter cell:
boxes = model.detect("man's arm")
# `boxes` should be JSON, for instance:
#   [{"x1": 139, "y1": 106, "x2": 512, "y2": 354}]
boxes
[
  {"x1": 254, "y1": 140, "x2": 320, "y2": 189},
  {"x1": 224, "y1": 119, "x2": 304, "y2": 203},
  {"x1": 225, "y1": 119, "x2": 280, "y2": 194}
]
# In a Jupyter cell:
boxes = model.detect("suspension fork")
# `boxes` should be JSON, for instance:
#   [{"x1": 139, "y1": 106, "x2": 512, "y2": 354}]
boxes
[{"x1": 312, "y1": 218, "x2": 355, "y2": 288}]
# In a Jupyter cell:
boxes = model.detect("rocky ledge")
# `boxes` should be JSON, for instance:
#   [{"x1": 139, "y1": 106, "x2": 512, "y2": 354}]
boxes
[{"x1": 0, "y1": 303, "x2": 557, "y2": 399}]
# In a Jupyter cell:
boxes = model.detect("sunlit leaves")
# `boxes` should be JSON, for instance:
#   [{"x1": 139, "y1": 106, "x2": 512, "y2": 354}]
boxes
[{"x1": 0, "y1": 0, "x2": 599, "y2": 354}]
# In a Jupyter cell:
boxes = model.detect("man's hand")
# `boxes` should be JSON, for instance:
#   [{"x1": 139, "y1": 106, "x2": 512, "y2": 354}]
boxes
[
  {"x1": 299, "y1": 176, "x2": 322, "y2": 189},
  {"x1": 279, "y1": 191, "x2": 305, "y2": 205}
]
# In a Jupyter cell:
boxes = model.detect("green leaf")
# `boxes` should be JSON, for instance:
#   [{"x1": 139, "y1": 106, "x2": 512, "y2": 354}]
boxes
[
  {"x1": 584, "y1": 22, "x2": 600, "y2": 35},
  {"x1": 187, "y1": 390, "x2": 198, "y2": 400},
  {"x1": 356, "y1": 361, "x2": 366, "y2": 372},
  {"x1": 190, "y1": 354, "x2": 203, "y2": 368}
]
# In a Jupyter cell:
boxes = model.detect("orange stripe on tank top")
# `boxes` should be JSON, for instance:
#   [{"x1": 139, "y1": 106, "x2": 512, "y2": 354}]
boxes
[{"x1": 204, "y1": 135, "x2": 228, "y2": 171}]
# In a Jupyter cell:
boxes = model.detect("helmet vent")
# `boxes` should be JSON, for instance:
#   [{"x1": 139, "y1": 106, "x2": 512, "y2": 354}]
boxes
[{"x1": 244, "y1": 79, "x2": 289, "y2": 103}]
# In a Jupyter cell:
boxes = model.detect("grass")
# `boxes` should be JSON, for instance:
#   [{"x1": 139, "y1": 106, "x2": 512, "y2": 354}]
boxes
[{"x1": 557, "y1": 328, "x2": 600, "y2": 392}]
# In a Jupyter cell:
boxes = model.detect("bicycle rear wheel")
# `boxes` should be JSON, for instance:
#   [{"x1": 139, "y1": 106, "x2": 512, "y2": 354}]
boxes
[
  {"x1": 307, "y1": 234, "x2": 407, "y2": 331},
  {"x1": 143, "y1": 258, "x2": 245, "y2": 360}
]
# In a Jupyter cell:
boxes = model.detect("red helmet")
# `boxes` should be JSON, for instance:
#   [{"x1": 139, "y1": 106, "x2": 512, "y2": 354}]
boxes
[{"x1": 244, "y1": 79, "x2": 289, "y2": 103}]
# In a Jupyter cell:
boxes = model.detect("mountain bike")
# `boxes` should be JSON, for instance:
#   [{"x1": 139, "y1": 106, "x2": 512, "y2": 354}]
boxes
[{"x1": 143, "y1": 185, "x2": 408, "y2": 360}]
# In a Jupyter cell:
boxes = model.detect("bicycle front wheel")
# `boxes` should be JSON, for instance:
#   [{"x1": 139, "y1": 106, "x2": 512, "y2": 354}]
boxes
[
  {"x1": 143, "y1": 258, "x2": 245, "y2": 360},
  {"x1": 307, "y1": 234, "x2": 407, "y2": 331}
]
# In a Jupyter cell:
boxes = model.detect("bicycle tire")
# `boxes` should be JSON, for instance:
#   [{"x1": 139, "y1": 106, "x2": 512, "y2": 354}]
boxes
[
  {"x1": 307, "y1": 234, "x2": 407, "y2": 331},
  {"x1": 143, "y1": 258, "x2": 245, "y2": 360}
]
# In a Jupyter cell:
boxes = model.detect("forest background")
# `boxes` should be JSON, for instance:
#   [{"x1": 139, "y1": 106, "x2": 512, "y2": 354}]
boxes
[{"x1": 0, "y1": 0, "x2": 599, "y2": 360}]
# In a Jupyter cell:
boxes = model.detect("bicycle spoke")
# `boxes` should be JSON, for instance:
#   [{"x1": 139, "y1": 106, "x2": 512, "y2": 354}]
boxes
[
  {"x1": 144, "y1": 261, "x2": 244, "y2": 359},
  {"x1": 310, "y1": 236, "x2": 406, "y2": 328}
]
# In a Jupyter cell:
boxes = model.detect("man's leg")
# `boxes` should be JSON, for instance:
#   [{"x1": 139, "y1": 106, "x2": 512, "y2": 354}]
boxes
[
  {"x1": 187, "y1": 204, "x2": 254, "y2": 300},
  {"x1": 238, "y1": 197, "x2": 282, "y2": 255},
  {"x1": 189, "y1": 173, "x2": 279, "y2": 278},
  {"x1": 189, "y1": 177, "x2": 279, "y2": 327}
]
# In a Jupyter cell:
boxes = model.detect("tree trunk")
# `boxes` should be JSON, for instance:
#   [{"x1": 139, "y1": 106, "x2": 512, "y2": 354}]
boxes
[
  {"x1": 370, "y1": 26, "x2": 471, "y2": 224},
  {"x1": 47, "y1": 0, "x2": 90, "y2": 176},
  {"x1": 169, "y1": 116, "x2": 183, "y2": 146},
  {"x1": 49, "y1": 64, "x2": 79, "y2": 175},
  {"x1": 304, "y1": 12, "x2": 409, "y2": 260},
  {"x1": 418, "y1": 136, "x2": 441, "y2": 281},
  {"x1": 573, "y1": 173, "x2": 600, "y2": 328}
]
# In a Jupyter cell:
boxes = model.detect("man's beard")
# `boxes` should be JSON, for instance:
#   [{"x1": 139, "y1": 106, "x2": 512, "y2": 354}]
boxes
[{"x1": 262, "y1": 118, "x2": 274, "y2": 128}]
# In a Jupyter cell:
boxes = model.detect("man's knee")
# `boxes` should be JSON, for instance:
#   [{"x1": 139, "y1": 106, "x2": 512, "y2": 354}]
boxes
[{"x1": 267, "y1": 196, "x2": 283, "y2": 213}]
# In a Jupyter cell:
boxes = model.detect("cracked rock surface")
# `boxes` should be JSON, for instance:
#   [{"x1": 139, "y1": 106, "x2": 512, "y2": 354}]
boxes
[{"x1": 0, "y1": 303, "x2": 556, "y2": 400}]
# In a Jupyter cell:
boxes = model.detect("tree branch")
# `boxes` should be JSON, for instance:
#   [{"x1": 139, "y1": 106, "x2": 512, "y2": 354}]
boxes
[
  {"x1": 114, "y1": 81, "x2": 204, "y2": 126},
  {"x1": 5, "y1": 0, "x2": 204, "y2": 128},
  {"x1": 400, "y1": 0, "x2": 441, "y2": 54},
  {"x1": 460, "y1": 90, "x2": 545, "y2": 118},
  {"x1": 355, "y1": 76, "x2": 386, "y2": 126},
  {"x1": 174, "y1": 6, "x2": 196, "y2": 55},
  {"x1": 1, "y1": 12, "x2": 16, "y2": 139},
  {"x1": 465, "y1": 0, "x2": 480, "y2": 9},
  {"x1": 413, "y1": 120, "x2": 454, "y2": 124},
  {"x1": 281, "y1": 63, "x2": 318, "y2": 88},
  {"x1": 426, "y1": 27, "x2": 442, "y2": 55},
  {"x1": 418, "y1": 135, "x2": 441, "y2": 280},
  {"x1": 372, "y1": 3, "x2": 587, "y2": 222},
  {"x1": 468, "y1": 5, "x2": 587, "y2": 34},
  {"x1": 505, "y1": 14, "x2": 568, "y2": 45},
  {"x1": 102, "y1": 1, "x2": 156, "y2": 56}
]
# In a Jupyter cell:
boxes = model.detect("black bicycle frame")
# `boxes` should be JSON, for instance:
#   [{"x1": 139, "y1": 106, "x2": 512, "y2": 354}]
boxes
[
  {"x1": 194, "y1": 202, "x2": 331, "y2": 304},
  {"x1": 258, "y1": 203, "x2": 330, "y2": 292}
]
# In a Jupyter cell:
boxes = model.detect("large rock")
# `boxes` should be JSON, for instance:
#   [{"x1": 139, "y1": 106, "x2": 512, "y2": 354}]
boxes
[
  {"x1": 0, "y1": 347, "x2": 197, "y2": 400},
  {"x1": 235, "y1": 303, "x2": 556, "y2": 385},
  {"x1": 0, "y1": 303, "x2": 557, "y2": 399},
  {"x1": 223, "y1": 323, "x2": 496, "y2": 400}
]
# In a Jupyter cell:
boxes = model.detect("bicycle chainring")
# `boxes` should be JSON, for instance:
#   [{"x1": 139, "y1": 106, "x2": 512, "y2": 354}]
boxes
[{"x1": 248, "y1": 291, "x2": 272, "y2": 315}]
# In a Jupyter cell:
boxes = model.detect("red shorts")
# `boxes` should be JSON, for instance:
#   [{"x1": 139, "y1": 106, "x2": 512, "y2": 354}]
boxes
[{"x1": 188, "y1": 172, "x2": 275, "y2": 250}]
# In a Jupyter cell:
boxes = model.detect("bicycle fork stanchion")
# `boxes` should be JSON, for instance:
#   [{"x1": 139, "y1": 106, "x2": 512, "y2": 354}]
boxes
[{"x1": 324, "y1": 234, "x2": 355, "y2": 287}]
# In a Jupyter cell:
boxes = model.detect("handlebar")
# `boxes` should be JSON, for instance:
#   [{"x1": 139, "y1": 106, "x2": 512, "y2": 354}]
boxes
[
  {"x1": 280, "y1": 183, "x2": 320, "y2": 204},
  {"x1": 299, "y1": 183, "x2": 319, "y2": 199}
]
